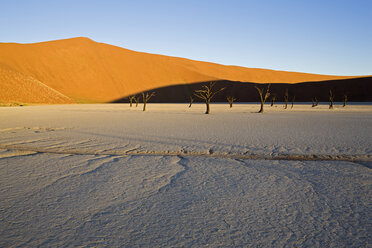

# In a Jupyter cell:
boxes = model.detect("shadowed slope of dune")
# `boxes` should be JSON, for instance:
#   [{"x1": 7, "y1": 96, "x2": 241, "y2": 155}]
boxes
[
  {"x1": 0, "y1": 37, "x2": 364, "y2": 103},
  {"x1": 115, "y1": 76, "x2": 371, "y2": 103}
]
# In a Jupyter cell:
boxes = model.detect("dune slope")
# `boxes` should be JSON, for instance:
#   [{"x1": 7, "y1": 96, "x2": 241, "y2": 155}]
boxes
[
  {"x1": 0, "y1": 37, "x2": 361, "y2": 103},
  {"x1": 0, "y1": 64, "x2": 73, "y2": 104}
]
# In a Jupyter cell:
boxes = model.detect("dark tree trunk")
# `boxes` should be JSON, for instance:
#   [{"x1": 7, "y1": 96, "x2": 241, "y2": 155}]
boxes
[
  {"x1": 258, "y1": 94, "x2": 264, "y2": 113},
  {"x1": 312, "y1": 98, "x2": 318, "y2": 107},
  {"x1": 226, "y1": 97, "x2": 235, "y2": 108},
  {"x1": 141, "y1": 92, "x2": 155, "y2": 112},
  {"x1": 194, "y1": 82, "x2": 225, "y2": 115},
  {"x1": 254, "y1": 85, "x2": 270, "y2": 113},
  {"x1": 189, "y1": 97, "x2": 193, "y2": 108},
  {"x1": 284, "y1": 89, "x2": 289, "y2": 109},
  {"x1": 205, "y1": 100, "x2": 210, "y2": 114},
  {"x1": 258, "y1": 101, "x2": 264, "y2": 113},
  {"x1": 329, "y1": 90, "x2": 334, "y2": 109},
  {"x1": 143, "y1": 102, "x2": 147, "y2": 111}
]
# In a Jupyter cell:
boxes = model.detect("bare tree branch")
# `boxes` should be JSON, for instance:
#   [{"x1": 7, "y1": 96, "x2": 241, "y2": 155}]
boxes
[
  {"x1": 254, "y1": 84, "x2": 270, "y2": 113},
  {"x1": 135, "y1": 96, "x2": 140, "y2": 107},
  {"x1": 142, "y1": 92, "x2": 156, "y2": 111},
  {"x1": 128, "y1": 95, "x2": 136, "y2": 107},
  {"x1": 194, "y1": 82, "x2": 225, "y2": 114},
  {"x1": 227, "y1": 96, "x2": 236, "y2": 108}
]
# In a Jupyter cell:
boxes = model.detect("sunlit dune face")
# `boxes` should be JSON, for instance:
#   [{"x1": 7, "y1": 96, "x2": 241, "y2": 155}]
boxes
[
  {"x1": 0, "y1": 64, "x2": 73, "y2": 104},
  {"x1": 0, "y1": 37, "x2": 359, "y2": 103}
]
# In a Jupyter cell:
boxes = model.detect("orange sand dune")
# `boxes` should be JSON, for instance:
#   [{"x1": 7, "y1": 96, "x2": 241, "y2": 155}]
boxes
[
  {"x1": 0, "y1": 64, "x2": 73, "y2": 104},
  {"x1": 0, "y1": 37, "x2": 362, "y2": 103}
]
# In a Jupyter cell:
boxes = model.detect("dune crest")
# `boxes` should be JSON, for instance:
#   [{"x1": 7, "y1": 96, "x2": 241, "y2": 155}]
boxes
[{"x1": 0, "y1": 37, "x2": 363, "y2": 103}]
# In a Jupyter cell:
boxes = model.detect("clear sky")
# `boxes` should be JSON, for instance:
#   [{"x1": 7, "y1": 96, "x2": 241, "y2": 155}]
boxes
[{"x1": 1, "y1": 0, "x2": 371, "y2": 76}]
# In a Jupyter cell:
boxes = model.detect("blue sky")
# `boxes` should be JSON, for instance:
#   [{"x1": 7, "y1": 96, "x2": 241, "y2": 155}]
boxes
[{"x1": 1, "y1": 0, "x2": 371, "y2": 75}]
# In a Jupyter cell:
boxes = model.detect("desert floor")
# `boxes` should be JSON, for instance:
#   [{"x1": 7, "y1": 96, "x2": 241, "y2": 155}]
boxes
[{"x1": 0, "y1": 103, "x2": 371, "y2": 247}]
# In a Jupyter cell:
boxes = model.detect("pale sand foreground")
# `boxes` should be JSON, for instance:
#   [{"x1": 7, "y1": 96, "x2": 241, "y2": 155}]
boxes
[{"x1": 0, "y1": 103, "x2": 371, "y2": 247}]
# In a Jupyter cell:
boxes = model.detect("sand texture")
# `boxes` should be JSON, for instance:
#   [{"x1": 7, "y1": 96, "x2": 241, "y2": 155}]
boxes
[
  {"x1": 0, "y1": 64, "x2": 73, "y2": 104},
  {"x1": 0, "y1": 104, "x2": 371, "y2": 247}
]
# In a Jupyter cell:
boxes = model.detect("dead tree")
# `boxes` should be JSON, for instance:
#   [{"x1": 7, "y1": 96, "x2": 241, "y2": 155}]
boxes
[
  {"x1": 270, "y1": 94, "x2": 277, "y2": 107},
  {"x1": 343, "y1": 94, "x2": 348, "y2": 107},
  {"x1": 284, "y1": 89, "x2": 289, "y2": 109},
  {"x1": 194, "y1": 82, "x2": 225, "y2": 114},
  {"x1": 291, "y1": 95, "x2": 295, "y2": 109},
  {"x1": 135, "y1": 96, "x2": 140, "y2": 107},
  {"x1": 142, "y1": 92, "x2": 155, "y2": 111},
  {"x1": 128, "y1": 95, "x2": 136, "y2": 107},
  {"x1": 226, "y1": 96, "x2": 236, "y2": 108},
  {"x1": 189, "y1": 96, "x2": 194, "y2": 108},
  {"x1": 311, "y1": 97, "x2": 318, "y2": 107},
  {"x1": 254, "y1": 84, "x2": 271, "y2": 113},
  {"x1": 329, "y1": 90, "x2": 334, "y2": 109}
]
